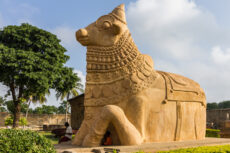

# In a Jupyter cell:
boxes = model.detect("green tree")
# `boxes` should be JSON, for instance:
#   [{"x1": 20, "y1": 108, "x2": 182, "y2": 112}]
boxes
[
  {"x1": 5, "y1": 116, "x2": 13, "y2": 126},
  {"x1": 207, "y1": 102, "x2": 219, "y2": 110},
  {"x1": 0, "y1": 107, "x2": 7, "y2": 112},
  {"x1": 55, "y1": 68, "x2": 83, "y2": 121},
  {"x1": 0, "y1": 23, "x2": 78, "y2": 127},
  {"x1": 57, "y1": 100, "x2": 70, "y2": 114},
  {"x1": 33, "y1": 105, "x2": 58, "y2": 114},
  {"x1": 5, "y1": 116, "x2": 28, "y2": 126},
  {"x1": 5, "y1": 100, "x2": 28, "y2": 114},
  {"x1": 0, "y1": 96, "x2": 4, "y2": 106},
  {"x1": 25, "y1": 93, "x2": 48, "y2": 119},
  {"x1": 19, "y1": 117, "x2": 28, "y2": 126},
  {"x1": 218, "y1": 101, "x2": 230, "y2": 109},
  {"x1": 0, "y1": 96, "x2": 6, "y2": 112}
]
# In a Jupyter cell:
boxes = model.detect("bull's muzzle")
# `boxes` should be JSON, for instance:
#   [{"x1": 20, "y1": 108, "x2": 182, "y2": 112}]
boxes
[
  {"x1": 76, "y1": 28, "x2": 88, "y2": 39},
  {"x1": 76, "y1": 28, "x2": 89, "y2": 45}
]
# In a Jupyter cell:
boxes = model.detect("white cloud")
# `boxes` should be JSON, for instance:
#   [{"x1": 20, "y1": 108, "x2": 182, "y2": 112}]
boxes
[
  {"x1": 0, "y1": 84, "x2": 9, "y2": 99},
  {"x1": 52, "y1": 26, "x2": 76, "y2": 47},
  {"x1": 74, "y1": 69, "x2": 86, "y2": 90},
  {"x1": 127, "y1": 0, "x2": 230, "y2": 102},
  {"x1": 211, "y1": 46, "x2": 230, "y2": 64},
  {"x1": 128, "y1": 0, "x2": 200, "y2": 30},
  {"x1": 127, "y1": 0, "x2": 219, "y2": 60}
]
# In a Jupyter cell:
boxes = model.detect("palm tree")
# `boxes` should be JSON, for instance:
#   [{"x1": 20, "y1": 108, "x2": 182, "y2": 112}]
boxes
[
  {"x1": 56, "y1": 82, "x2": 83, "y2": 122},
  {"x1": 25, "y1": 92, "x2": 49, "y2": 119}
]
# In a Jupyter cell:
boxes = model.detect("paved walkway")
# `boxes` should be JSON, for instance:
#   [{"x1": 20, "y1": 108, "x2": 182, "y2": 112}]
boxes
[{"x1": 55, "y1": 138, "x2": 230, "y2": 153}]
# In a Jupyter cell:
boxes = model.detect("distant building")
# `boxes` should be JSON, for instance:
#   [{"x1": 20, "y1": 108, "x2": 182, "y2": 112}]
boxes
[
  {"x1": 207, "y1": 108, "x2": 230, "y2": 129},
  {"x1": 68, "y1": 94, "x2": 84, "y2": 130}
]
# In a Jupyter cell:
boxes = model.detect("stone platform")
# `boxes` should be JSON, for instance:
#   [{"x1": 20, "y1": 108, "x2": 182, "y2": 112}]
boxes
[{"x1": 55, "y1": 138, "x2": 230, "y2": 153}]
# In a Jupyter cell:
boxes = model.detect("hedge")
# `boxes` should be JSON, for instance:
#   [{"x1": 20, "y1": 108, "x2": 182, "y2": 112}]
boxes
[
  {"x1": 0, "y1": 129, "x2": 56, "y2": 153},
  {"x1": 206, "y1": 128, "x2": 220, "y2": 138}
]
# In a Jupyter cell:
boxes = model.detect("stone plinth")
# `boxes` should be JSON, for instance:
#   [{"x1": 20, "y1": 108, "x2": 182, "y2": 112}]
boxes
[{"x1": 55, "y1": 138, "x2": 230, "y2": 153}]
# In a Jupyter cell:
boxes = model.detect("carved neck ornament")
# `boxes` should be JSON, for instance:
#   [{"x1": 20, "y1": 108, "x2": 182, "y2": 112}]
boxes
[{"x1": 86, "y1": 30, "x2": 140, "y2": 73}]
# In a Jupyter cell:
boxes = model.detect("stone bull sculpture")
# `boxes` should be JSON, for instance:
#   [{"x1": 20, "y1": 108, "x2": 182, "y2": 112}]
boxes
[{"x1": 73, "y1": 4, "x2": 206, "y2": 147}]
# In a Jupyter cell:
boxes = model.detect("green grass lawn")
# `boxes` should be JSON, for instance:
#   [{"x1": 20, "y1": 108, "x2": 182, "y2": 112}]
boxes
[
  {"x1": 38, "y1": 131, "x2": 59, "y2": 145},
  {"x1": 157, "y1": 145, "x2": 230, "y2": 153}
]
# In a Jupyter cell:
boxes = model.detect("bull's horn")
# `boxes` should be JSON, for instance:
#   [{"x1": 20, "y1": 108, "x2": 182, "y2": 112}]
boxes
[{"x1": 110, "y1": 4, "x2": 126, "y2": 24}]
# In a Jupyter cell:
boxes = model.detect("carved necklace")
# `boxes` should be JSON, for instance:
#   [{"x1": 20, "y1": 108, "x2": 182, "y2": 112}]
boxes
[{"x1": 86, "y1": 30, "x2": 139, "y2": 73}]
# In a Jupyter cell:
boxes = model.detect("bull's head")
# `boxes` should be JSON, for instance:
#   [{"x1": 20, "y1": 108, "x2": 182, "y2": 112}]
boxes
[{"x1": 76, "y1": 4, "x2": 128, "y2": 47}]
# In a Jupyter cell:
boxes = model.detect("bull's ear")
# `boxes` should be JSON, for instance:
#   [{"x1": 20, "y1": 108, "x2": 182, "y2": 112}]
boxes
[{"x1": 112, "y1": 23, "x2": 121, "y2": 35}]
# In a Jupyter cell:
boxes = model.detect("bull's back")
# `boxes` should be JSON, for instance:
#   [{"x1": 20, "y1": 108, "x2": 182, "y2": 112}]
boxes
[{"x1": 143, "y1": 71, "x2": 206, "y2": 142}]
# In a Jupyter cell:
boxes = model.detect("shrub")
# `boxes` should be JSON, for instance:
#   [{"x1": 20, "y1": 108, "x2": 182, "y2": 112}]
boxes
[
  {"x1": 4, "y1": 116, "x2": 28, "y2": 126},
  {"x1": 0, "y1": 129, "x2": 56, "y2": 153},
  {"x1": 206, "y1": 128, "x2": 220, "y2": 138},
  {"x1": 19, "y1": 117, "x2": 28, "y2": 126},
  {"x1": 4, "y1": 116, "x2": 13, "y2": 126},
  {"x1": 157, "y1": 145, "x2": 230, "y2": 153}
]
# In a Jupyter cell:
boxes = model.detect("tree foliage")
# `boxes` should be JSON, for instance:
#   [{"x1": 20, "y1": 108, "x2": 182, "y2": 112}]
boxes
[
  {"x1": 5, "y1": 100, "x2": 29, "y2": 114},
  {"x1": 0, "y1": 129, "x2": 55, "y2": 153},
  {"x1": 0, "y1": 96, "x2": 4, "y2": 106},
  {"x1": 55, "y1": 68, "x2": 83, "y2": 100},
  {"x1": 4, "y1": 116, "x2": 13, "y2": 126},
  {"x1": 33, "y1": 105, "x2": 58, "y2": 115},
  {"x1": 207, "y1": 101, "x2": 230, "y2": 110},
  {"x1": 0, "y1": 96, "x2": 6, "y2": 112},
  {"x1": 57, "y1": 101, "x2": 70, "y2": 114},
  {"x1": 4, "y1": 116, "x2": 28, "y2": 126},
  {"x1": 4, "y1": 100, "x2": 69, "y2": 114},
  {"x1": 55, "y1": 67, "x2": 84, "y2": 122},
  {"x1": 207, "y1": 102, "x2": 218, "y2": 110},
  {"x1": 0, "y1": 23, "x2": 78, "y2": 127},
  {"x1": 0, "y1": 107, "x2": 7, "y2": 112}
]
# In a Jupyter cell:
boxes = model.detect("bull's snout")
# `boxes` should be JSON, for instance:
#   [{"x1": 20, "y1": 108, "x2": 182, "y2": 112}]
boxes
[
  {"x1": 76, "y1": 28, "x2": 88, "y2": 39},
  {"x1": 76, "y1": 28, "x2": 89, "y2": 46}
]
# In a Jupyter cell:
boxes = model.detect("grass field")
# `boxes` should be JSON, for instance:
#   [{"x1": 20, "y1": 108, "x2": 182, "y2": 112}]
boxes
[
  {"x1": 38, "y1": 131, "x2": 59, "y2": 144},
  {"x1": 157, "y1": 145, "x2": 230, "y2": 153}
]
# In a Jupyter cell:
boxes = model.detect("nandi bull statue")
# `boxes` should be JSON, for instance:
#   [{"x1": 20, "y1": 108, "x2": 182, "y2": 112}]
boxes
[{"x1": 73, "y1": 4, "x2": 206, "y2": 146}]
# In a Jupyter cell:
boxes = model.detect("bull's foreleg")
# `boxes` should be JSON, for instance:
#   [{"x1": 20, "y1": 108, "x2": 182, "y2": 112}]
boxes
[
  {"x1": 82, "y1": 105, "x2": 143, "y2": 147},
  {"x1": 72, "y1": 120, "x2": 89, "y2": 145}
]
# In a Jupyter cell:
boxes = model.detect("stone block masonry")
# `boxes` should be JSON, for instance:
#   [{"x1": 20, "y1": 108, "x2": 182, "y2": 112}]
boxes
[{"x1": 0, "y1": 112, "x2": 70, "y2": 128}]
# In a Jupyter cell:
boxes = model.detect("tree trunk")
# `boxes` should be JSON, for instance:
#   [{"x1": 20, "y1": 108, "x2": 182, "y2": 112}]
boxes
[
  {"x1": 65, "y1": 93, "x2": 70, "y2": 122},
  {"x1": 13, "y1": 101, "x2": 21, "y2": 128},
  {"x1": 65, "y1": 103, "x2": 68, "y2": 122},
  {"x1": 25, "y1": 100, "x2": 31, "y2": 119},
  {"x1": 11, "y1": 83, "x2": 23, "y2": 128}
]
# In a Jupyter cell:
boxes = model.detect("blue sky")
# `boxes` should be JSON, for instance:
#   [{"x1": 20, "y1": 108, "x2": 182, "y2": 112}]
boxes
[{"x1": 1, "y1": 0, "x2": 230, "y2": 107}]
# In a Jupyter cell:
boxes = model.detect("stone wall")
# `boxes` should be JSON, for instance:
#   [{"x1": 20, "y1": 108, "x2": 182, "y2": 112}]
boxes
[
  {"x1": 207, "y1": 109, "x2": 230, "y2": 129},
  {"x1": 0, "y1": 112, "x2": 70, "y2": 128}
]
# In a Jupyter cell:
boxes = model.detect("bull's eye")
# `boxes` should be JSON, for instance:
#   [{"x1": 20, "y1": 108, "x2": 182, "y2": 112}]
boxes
[
  {"x1": 96, "y1": 15, "x2": 114, "y2": 30},
  {"x1": 103, "y1": 21, "x2": 111, "y2": 29}
]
